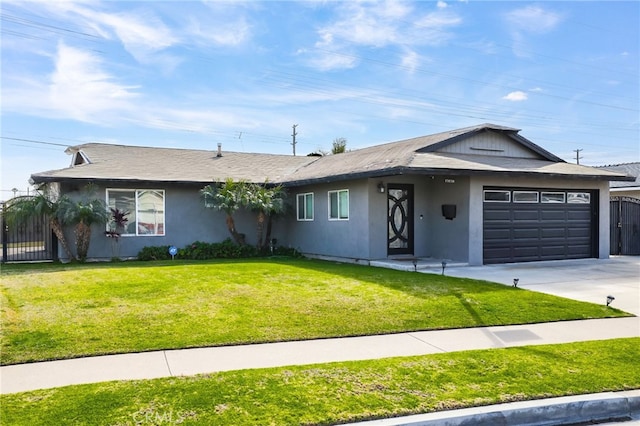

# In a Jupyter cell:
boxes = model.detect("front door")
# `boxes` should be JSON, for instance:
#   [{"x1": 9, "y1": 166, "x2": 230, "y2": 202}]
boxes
[{"x1": 387, "y1": 184, "x2": 414, "y2": 255}]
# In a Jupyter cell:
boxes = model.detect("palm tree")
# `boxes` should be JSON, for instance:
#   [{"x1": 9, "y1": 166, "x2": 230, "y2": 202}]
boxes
[
  {"x1": 59, "y1": 188, "x2": 109, "y2": 262},
  {"x1": 3, "y1": 184, "x2": 75, "y2": 260},
  {"x1": 201, "y1": 178, "x2": 248, "y2": 246},
  {"x1": 331, "y1": 137, "x2": 347, "y2": 154},
  {"x1": 247, "y1": 183, "x2": 286, "y2": 251}
]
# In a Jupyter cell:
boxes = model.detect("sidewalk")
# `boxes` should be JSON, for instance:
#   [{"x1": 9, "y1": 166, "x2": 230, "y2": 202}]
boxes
[{"x1": 2, "y1": 316, "x2": 638, "y2": 394}]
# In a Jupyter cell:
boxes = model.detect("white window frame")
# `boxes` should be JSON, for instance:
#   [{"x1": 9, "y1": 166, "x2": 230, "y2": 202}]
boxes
[
  {"x1": 483, "y1": 190, "x2": 511, "y2": 203},
  {"x1": 541, "y1": 192, "x2": 566, "y2": 203},
  {"x1": 296, "y1": 193, "x2": 314, "y2": 221},
  {"x1": 106, "y1": 189, "x2": 166, "y2": 236},
  {"x1": 513, "y1": 191, "x2": 539, "y2": 203},
  {"x1": 567, "y1": 192, "x2": 591, "y2": 204},
  {"x1": 328, "y1": 189, "x2": 349, "y2": 220}
]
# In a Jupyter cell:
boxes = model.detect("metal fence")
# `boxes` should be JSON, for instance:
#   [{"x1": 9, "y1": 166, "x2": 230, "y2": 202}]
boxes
[
  {"x1": 610, "y1": 196, "x2": 640, "y2": 256},
  {"x1": 1, "y1": 203, "x2": 57, "y2": 262}
]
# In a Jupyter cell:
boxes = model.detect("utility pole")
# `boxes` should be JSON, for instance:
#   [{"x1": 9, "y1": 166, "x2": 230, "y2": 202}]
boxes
[
  {"x1": 574, "y1": 148, "x2": 583, "y2": 165},
  {"x1": 291, "y1": 124, "x2": 298, "y2": 156}
]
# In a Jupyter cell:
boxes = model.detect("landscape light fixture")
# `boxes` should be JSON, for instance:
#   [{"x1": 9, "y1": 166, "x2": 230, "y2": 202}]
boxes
[
  {"x1": 412, "y1": 258, "x2": 418, "y2": 272},
  {"x1": 441, "y1": 260, "x2": 447, "y2": 275},
  {"x1": 377, "y1": 182, "x2": 385, "y2": 194},
  {"x1": 513, "y1": 278, "x2": 519, "y2": 287},
  {"x1": 606, "y1": 295, "x2": 615, "y2": 307}
]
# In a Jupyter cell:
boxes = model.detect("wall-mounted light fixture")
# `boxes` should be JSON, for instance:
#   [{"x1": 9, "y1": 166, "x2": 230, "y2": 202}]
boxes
[{"x1": 377, "y1": 182, "x2": 385, "y2": 193}]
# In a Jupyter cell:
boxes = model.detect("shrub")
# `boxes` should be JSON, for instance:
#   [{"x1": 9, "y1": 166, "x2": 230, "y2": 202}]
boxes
[
  {"x1": 137, "y1": 239, "x2": 300, "y2": 261},
  {"x1": 137, "y1": 245, "x2": 171, "y2": 261}
]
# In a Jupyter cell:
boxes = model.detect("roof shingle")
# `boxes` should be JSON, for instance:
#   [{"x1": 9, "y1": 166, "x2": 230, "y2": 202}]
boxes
[{"x1": 31, "y1": 124, "x2": 633, "y2": 186}]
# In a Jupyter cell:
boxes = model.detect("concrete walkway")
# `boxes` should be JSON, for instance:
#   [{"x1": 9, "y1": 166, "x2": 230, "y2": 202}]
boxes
[
  {"x1": 1, "y1": 256, "x2": 638, "y2": 424},
  {"x1": 2, "y1": 316, "x2": 638, "y2": 395}
]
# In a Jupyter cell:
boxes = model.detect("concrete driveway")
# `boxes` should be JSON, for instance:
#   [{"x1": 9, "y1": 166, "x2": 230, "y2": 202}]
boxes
[{"x1": 434, "y1": 256, "x2": 640, "y2": 316}]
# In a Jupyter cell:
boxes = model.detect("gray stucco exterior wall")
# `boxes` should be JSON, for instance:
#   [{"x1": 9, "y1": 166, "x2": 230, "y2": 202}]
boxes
[
  {"x1": 288, "y1": 176, "x2": 472, "y2": 263},
  {"x1": 286, "y1": 179, "x2": 371, "y2": 259},
  {"x1": 57, "y1": 175, "x2": 611, "y2": 265},
  {"x1": 58, "y1": 183, "x2": 285, "y2": 261}
]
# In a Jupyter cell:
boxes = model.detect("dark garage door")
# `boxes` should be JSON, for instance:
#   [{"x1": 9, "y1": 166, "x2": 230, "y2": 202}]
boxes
[{"x1": 483, "y1": 188, "x2": 596, "y2": 264}]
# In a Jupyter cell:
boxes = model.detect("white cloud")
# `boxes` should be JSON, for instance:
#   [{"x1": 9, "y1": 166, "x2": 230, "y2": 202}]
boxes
[
  {"x1": 306, "y1": 1, "x2": 461, "y2": 70},
  {"x1": 400, "y1": 49, "x2": 420, "y2": 73},
  {"x1": 48, "y1": 43, "x2": 139, "y2": 121},
  {"x1": 437, "y1": 1, "x2": 448, "y2": 9},
  {"x1": 502, "y1": 91, "x2": 528, "y2": 101},
  {"x1": 505, "y1": 5, "x2": 562, "y2": 34},
  {"x1": 504, "y1": 5, "x2": 563, "y2": 57},
  {"x1": 530, "y1": 87, "x2": 543, "y2": 92}
]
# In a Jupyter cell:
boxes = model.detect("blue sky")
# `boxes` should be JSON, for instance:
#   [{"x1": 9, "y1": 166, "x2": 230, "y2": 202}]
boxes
[{"x1": 1, "y1": 0, "x2": 638, "y2": 199}]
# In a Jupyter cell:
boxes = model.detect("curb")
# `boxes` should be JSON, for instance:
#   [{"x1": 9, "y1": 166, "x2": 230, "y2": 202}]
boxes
[{"x1": 347, "y1": 390, "x2": 640, "y2": 425}]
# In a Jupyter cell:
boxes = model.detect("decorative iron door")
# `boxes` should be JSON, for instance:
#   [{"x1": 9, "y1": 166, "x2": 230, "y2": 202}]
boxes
[{"x1": 387, "y1": 184, "x2": 414, "y2": 255}]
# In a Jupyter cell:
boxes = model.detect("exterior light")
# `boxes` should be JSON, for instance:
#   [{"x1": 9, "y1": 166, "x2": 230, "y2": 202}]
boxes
[
  {"x1": 377, "y1": 182, "x2": 385, "y2": 193},
  {"x1": 606, "y1": 295, "x2": 615, "y2": 307},
  {"x1": 513, "y1": 278, "x2": 519, "y2": 287},
  {"x1": 441, "y1": 260, "x2": 447, "y2": 275},
  {"x1": 412, "y1": 258, "x2": 418, "y2": 272}
]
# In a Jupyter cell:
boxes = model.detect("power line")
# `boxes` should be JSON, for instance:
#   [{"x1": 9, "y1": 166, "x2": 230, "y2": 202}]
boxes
[{"x1": 1, "y1": 137, "x2": 70, "y2": 147}]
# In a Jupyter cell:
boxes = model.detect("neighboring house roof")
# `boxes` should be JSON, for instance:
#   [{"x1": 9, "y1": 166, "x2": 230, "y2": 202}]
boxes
[
  {"x1": 31, "y1": 124, "x2": 633, "y2": 186},
  {"x1": 598, "y1": 163, "x2": 640, "y2": 189}
]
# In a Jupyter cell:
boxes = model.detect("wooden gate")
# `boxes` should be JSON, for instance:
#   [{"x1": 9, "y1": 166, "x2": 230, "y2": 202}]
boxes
[
  {"x1": 1, "y1": 203, "x2": 57, "y2": 262},
  {"x1": 610, "y1": 196, "x2": 640, "y2": 255}
]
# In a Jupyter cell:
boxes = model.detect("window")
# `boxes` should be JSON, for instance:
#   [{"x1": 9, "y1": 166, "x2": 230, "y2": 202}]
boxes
[
  {"x1": 106, "y1": 189, "x2": 165, "y2": 236},
  {"x1": 513, "y1": 191, "x2": 539, "y2": 203},
  {"x1": 541, "y1": 192, "x2": 565, "y2": 203},
  {"x1": 483, "y1": 190, "x2": 510, "y2": 202},
  {"x1": 567, "y1": 192, "x2": 591, "y2": 204},
  {"x1": 328, "y1": 189, "x2": 349, "y2": 220},
  {"x1": 296, "y1": 193, "x2": 314, "y2": 221}
]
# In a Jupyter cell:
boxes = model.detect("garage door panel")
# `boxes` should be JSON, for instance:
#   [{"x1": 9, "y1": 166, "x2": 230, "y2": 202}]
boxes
[
  {"x1": 484, "y1": 210, "x2": 511, "y2": 221},
  {"x1": 567, "y1": 210, "x2": 591, "y2": 221},
  {"x1": 484, "y1": 228, "x2": 511, "y2": 242},
  {"x1": 541, "y1": 245, "x2": 567, "y2": 256},
  {"x1": 568, "y1": 227, "x2": 590, "y2": 238},
  {"x1": 541, "y1": 228, "x2": 566, "y2": 238},
  {"x1": 483, "y1": 188, "x2": 595, "y2": 264},
  {"x1": 540, "y1": 210, "x2": 566, "y2": 220},
  {"x1": 513, "y1": 210, "x2": 539, "y2": 221}
]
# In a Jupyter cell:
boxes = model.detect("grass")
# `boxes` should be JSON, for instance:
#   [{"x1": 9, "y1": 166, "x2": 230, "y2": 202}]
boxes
[
  {"x1": 1, "y1": 258, "x2": 629, "y2": 365},
  {"x1": 2, "y1": 338, "x2": 638, "y2": 425}
]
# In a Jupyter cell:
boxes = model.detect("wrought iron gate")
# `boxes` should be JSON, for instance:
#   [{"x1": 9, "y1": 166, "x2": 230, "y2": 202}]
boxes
[
  {"x1": 610, "y1": 196, "x2": 640, "y2": 255},
  {"x1": 1, "y1": 203, "x2": 57, "y2": 262}
]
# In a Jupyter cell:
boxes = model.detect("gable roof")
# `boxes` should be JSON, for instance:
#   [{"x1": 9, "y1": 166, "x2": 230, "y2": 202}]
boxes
[{"x1": 31, "y1": 124, "x2": 633, "y2": 186}]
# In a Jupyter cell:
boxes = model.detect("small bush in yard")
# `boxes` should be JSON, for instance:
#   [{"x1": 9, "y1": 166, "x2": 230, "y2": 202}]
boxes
[
  {"x1": 137, "y1": 239, "x2": 269, "y2": 261},
  {"x1": 137, "y1": 245, "x2": 171, "y2": 261}
]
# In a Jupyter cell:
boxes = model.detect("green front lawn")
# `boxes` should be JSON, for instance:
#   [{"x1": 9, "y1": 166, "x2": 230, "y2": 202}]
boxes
[
  {"x1": 2, "y1": 338, "x2": 638, "y2": 425},
  {"x1": 1, "y1": 259, "x2": 629, "y2": 365}
]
